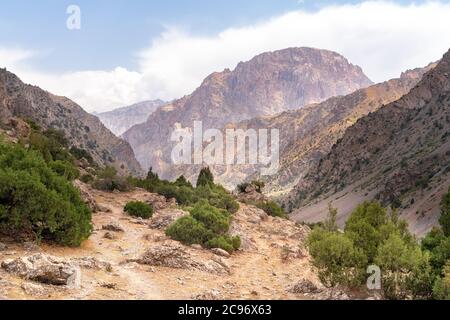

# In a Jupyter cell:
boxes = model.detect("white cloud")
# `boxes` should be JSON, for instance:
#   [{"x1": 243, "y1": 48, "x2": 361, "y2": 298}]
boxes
[{"x1": 2, "y1": 1, "x2": 450, "y2": 113}]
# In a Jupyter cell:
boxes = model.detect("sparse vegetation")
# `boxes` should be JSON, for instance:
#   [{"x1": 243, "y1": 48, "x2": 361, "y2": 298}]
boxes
[
  {"x1": 91, "y1": 166, "x2": 132, "y2": 192},
  {"x1": 130, "y1": 167, "x2": 239, "y2": 214},
  {"x1": 255, "y1": 200, "x2": 286, "y2": 218},
  {"x1": 308, "y1": 201, "x2": 433, "y2": 299},
  {"x1": 237, "y1": 180, "x2": 266, "y2": 194},
  {"x1": 0, "y1": 141, "x2": 92, "y2": 246},
  {"x1": 124, "y1": 201, "x2": 154, "y2": 219},
  {"x1": 166, "y1": 200, "x2": 240, "y2": 253},
  {"x1": 308, "y1": 188, "x2": 450, "y2": 300}
]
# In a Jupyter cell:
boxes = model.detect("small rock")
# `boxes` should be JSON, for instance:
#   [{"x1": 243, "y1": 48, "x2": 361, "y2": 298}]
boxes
[
  {"x1": 97, "y1": 205, "x2": 111, "y2": 213},
  {"x1": 2, "y1": 254, "x2": 81, "y2": 287},
  {"x1": 191, "y1": 244, "x2": 203, "y2": 250},
  {"x1": 211, "y1": 248, "x2": 231, "y2": 258},
  {"x1": 251, "y1": 290, "x2": 259, "y2": 296},
  {"x1": 23, "y1": 242, "x2": 41, "y2": 252},
  {"x1": 192, "y1": 289, "x2": 222, "y2": 300},
  {"x1": 103, "y1": 232, "x2": 117, "y2": 240},
  {"x1": 149, "y1": 209, "x2": 189, "y2": 230},
  {"x1": 289, "y1": 279, "x2": 321, "y2": 294},
  {"x1": 0, "y1": 243, "x2": 7, "y2": 251},
  {"x1": 21, "y1": 282, "x2": 46, "y2": 296},
  {"x1": 102, "y1": 222, "x2": 124, "y2": 232},
  {"x1": 99, "y1": 282, "x2": 117, "y2": 290},
  {"x1": 72, "y1": 256, "x2": 113, "y2": 272}
]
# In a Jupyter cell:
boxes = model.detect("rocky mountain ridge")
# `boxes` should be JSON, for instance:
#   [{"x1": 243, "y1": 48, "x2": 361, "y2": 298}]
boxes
[
  {"x1": 95, "y1": 100, "x2": 166, "y2": 136},
  {"x1": 122, "y1": 47, "x2": 373, "y2": 176},
  {"x1": 287, "y1": 49, "x2": 450, "y2": 236},
  {"x1": 177, "y1": 63, "x2": 436, "y2": 191},
  {"x1": 0, "y1": 68, "x2": 143, "y2": 176}
]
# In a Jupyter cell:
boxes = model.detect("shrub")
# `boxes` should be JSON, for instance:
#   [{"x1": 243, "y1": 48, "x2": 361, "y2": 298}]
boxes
[
  {"x1": 0, "y1": 142, "x2": 92, "y2": 246},
  {"x1": 70, "y1": 146, "x2": 94, "y2": 165},
  {"x1": 50, "y1": 160, "x2": 80, "y2": 181},
  {"x1": 28, "y1": 130, "x2": 73, "y2": 163},
  {"x1": 439, "y1": 188, "x2": 450, "y2": 237},
  {"x1": 124, "y1": 201, "x2": 154, "y2": 219},
  {"x1": 196, "y1": 167, "x2": 214, "y2": 187},
  {"x1": 308, "y1": 229, "x2": 367, "y2": 287},
  {"x1": 433, "y1": 260, "x2": 450, "y2": 299},
  {"x1": 375, "y1": 232, "x2": 431, "y2": 300},
  {"x1": 190, "y1": 201, "x2": 230, "y2": 235},
  {"x1": 237, "y1": 180, "x2": 265, "y2": 194},
  {"x1": 308, "y1": 201, "x2": 432, "y2": 298},
  {"x1": 166, "y1": 201, "x2": 240, "y2": 252},
  {"x1": 166, "y1": 216, "x2": 213, "y2": 245},
  {"x1": 255, "y1": 200, "x2": 286, "y2": 218},
  {"x1": 80, "y1": 174, "x2": 94, "y2": 184},
  {"x1": 92, "y1": 177, "x2": 132, "y2": 192},
  {"x1": 206, "y1": 235, "x2": 241, "y2": 253}
]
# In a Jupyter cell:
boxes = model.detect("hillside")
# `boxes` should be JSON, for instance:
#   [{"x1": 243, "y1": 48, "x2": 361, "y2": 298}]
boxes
[
  {"x1": 95, "y1": 100, "x2": 166, "y2": 136},
  {"x1": 178, "y1": 63, "x2": 436, "y2": 191},
  {"x1": 287, "y1": 49, "x2": 450, "y2": 236},
  {"x1": 122, "y1": 47, "x2": 373, "y2": 176},
  {"x1": 0, "y1": 68, "x2": 143, "y2": 176}
]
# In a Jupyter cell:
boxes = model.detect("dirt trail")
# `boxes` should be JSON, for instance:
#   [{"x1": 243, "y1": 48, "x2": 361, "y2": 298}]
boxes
[{"x1": 0, "y1": 188, "x2": 318, "y2": 300}]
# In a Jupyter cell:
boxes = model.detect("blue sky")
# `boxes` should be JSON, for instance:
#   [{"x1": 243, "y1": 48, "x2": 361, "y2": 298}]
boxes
[
  {"x1": 0, "y1": 0, "x2": 448, "y2": 112},
  {"x1": 0, "y1": 0, "x2": 430, "y2": 72}
]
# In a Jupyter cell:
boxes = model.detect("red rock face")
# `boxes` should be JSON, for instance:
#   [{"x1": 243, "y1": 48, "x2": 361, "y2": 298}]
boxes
[{"x1": 123, "y1": 47, "x2": 373, "y2": 176}]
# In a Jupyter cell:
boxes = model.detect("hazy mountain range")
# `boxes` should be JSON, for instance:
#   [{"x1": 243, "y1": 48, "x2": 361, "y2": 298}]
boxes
[
  {"x1": 121, "y1": 47, "x2": 373, "y2": 176},
  {"x1": 94, "y1": 100, "x2": 166, "y2": 136}
]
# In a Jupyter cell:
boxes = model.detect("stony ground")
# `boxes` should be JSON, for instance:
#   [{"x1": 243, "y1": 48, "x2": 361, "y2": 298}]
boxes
[{"x1": 0, "y1": 186, "x2": 333, "y2": 300}]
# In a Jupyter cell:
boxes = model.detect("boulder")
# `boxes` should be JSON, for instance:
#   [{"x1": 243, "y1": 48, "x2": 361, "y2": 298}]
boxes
[
  {"x1": 140, "y1": 192, "x2": 175, "y2": 211},
  {"x1": 2, "y1": 254, "x2": 81, "y2": 287},
  {"x1": 149, "y1": 209, "x2": 188, "y2": 230},
  {"x1": 211, "y1": 248, "x2": 231, "y2": 258},
  {"x1": 102, "y1": 222, "x2": 124, "y2": 232},
  {"x1": 0, "y1": 242, "x2": 7, "y2": 251},
  {"x1": 192, "y1": 289, "x2": 222, "y2": 300},
  {"x1": 136, "y1": 242, "x2": 229, "y2": 275},
  {"x1": 137, "y1": 243, "x2": 196, "y2": 270},
  {"x1": 23, "y1": 242, "x2": 41, "y2": 252},
  {"x1": 21, "y1": 282, "x2": 47, "y2": 296},
  {"x1": 289, "y1": 279, "x2": 322, "y2": 294},
  {"x1": 103, "y1": 232, "x2": 117, "y2": 240},
  {"x1": 71, "y1": 256, "x2": 113, "y2": 272},
  {"x1": 73, "y1": 180, "x2": 100, "y2": 212}
]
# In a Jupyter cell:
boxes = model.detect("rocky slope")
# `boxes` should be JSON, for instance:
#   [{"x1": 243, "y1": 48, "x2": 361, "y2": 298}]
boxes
[
  {"x1": 0, "y1": 185, "x2": 353, "y2": 300},
  {"x1": 0, "y1": 68, "x2": 143, "y2": 176},
  {"x1": 179, "y1": 63, "x2": 436, "y2": 192},
  {"x1": 123, "y1": 47, "x2": 373, "y2": 176},
  {"x1": 95, "y1": 100, "x2": 166, "y2": 136},
  {"x1": 287, "y1": 49, "x2": 450, "y2": 236}
]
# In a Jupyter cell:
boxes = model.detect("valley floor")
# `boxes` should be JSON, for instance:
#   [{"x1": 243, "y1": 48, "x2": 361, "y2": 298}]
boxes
[{"x1": 0, "y1": 188, "x2": 322, "y2": 300}]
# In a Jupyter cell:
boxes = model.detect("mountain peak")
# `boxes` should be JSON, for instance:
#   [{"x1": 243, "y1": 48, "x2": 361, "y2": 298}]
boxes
[{"x1": 122, "y1": 48, "x2": 373, "y2": 176}]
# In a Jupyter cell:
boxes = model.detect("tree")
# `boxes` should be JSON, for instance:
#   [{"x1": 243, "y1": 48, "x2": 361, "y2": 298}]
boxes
[
  {"x1": 0, "y1": 142, "x2": 92, "y2": 246},
  {"x1": 375, "y1": 233, "x2": 431, "y2": 299},
  {"x1": 323, "y1": 203, "x2": 338, "y2": 232},
  {"x1": 439, "y1": 188, "x2": 450, "y2": 237},
  {"x1": 146, "y1": 167, "x2": 160, "y2": 183},
  {"x1": 433, "y1": 260, "x2": 450, "y2": 300},
  {"x1": 308, "y1": 229, "x2": 367, "y2": 287},
  {"x1": 345, "y1": 202, "x2": 389, "y2": 261},
  {"x1": 196, "y1": 167, "x2": 214, "y2": 187}
]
